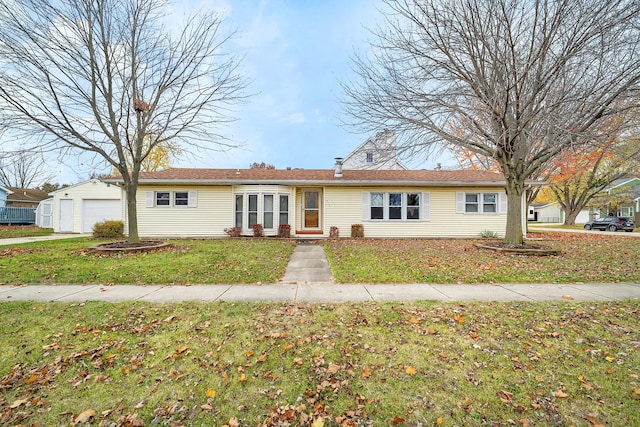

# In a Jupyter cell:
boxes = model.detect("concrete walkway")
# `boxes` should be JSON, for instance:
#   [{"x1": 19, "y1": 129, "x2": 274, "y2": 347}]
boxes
[
  {"x1": 0, "y1": 233, "x2": 85, "y2": 246},
  {"x1": 280, "y1": 244, "x2": 333, "y2": 284}
]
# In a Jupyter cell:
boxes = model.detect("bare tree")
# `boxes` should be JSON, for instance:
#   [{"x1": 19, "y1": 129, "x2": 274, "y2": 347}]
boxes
[
  {"x1": 0, "y1": 149, "x2": 56, "y2": 188},
  {"x1": 343, "y1": 0, "x2": 640, "y2": 245},
  {"x1": 0, "y1": 0, "x2": 247, "y2": 243}
]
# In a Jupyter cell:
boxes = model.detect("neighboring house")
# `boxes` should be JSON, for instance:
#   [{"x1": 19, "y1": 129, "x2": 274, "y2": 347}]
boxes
[
  {"x1": 341, "y1": 130, "x2": 407, "y2": 170},
  {"x1": 600, "y1": 177, "x2": 640, "y2": 218},
  {"x1": 6, "y1": 187, "x2": 49, "y2": 207},
  {"x1": 49, "y1": 179, "x2": 122, "y2": 233},
  {"x1": 0, "y1": 186, "x2": 10, "y2": 208},
  {"x1": 528, "y1": 202, "x2": 591, "y2": 223},
  {"x1": 105, "y1": 164, "x2": 541, "y2": 239},
  {"x1": 0, "y1": 187, "x2": 46, "y2": 224}
]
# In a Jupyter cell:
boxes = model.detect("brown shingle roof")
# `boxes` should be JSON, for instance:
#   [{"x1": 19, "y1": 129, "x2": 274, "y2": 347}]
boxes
[
  {"x1": 6, "y1": 187, "x2": 49, "y2": 203},
  {"x1": 115, "y1": 168, "x2": 529, "y2": 187}
]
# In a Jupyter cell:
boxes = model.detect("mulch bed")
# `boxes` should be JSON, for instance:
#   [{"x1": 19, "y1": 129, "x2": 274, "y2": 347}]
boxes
[
  {"x1": 474, "y1": 241, "x2": 561, "y2": 256},
  {"x1": 91, "y1": 240, "x2": 171, "y2": 253}
]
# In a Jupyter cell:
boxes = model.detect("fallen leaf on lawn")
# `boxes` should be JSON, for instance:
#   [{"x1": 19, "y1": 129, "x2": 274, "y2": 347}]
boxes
[
  {"x1": 392, "y1": 416, "x2": 405, "y2": 425},
  {"x1": 361, "y1": 365, "x2": 373, "y2": 379},
  {"x1": 562, "y1": 295, "x2": 574, "y2": 300},
  {"x1": 605, "y1": 356, "x2": 615, "y2": 362},
  {"x1": 226, "y1": 417, "x2": 240, "y2": 427},
  {"x1": 405, "y1": 366, "x2": 417, "y2": 375},
  {"x1": 283, "y1": 343, "x2": 294, "y2": 353},
  {"x1": 453, "y1": 313, "x2": 465, "y2": 324},
  {"x1": 257, "y1": 353, "x2": 268, "y2": 363},
  {"x1": 311, "y1": 417, "x2": 324, "y2": 427},
  {"x1": 176, "y1": 345, "x2": 188, "y2": 354},
  {"x1": 519, "y1": 419, "x2": 530, "y2": 427},
  {"x1": 327, "y1": 363, "x2": 340, "y2": 374},
  {"x1": 10, "y1": 398, "x2": 29, "y2": 409},
  {"x1": 24, "y1": 374, "x2": 38, "y2": 384},
  {"x1": 408, "y1": 316, "x2": 420, "y2": 324},
  {"x1": 206, "y1": 389, "x2": 217, "y2": 397},
  {"x1": 73, "y1": 409, "x2": 96, "y2": 425},
  {"x1": 239, "y1": 373, "x2": 247, "y2": 382},
  {"x1": 497, "y1": 390, "x2": 513, "y2": 403},
  {"x1": 553, "y1": 390, "x2": 568, "y2": 398},
  {"x1": 201, "y1": 403, "x2": 213, "y2": 411},
  {"x1": 582, "y1": 415, "x2": 605, "y2": 427}
]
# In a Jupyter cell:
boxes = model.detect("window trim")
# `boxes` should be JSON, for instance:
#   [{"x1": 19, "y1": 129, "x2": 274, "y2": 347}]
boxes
[
  {"x1": 456, "y1": 192, "x2": 506, "y2": 214},
  {"x1": 362, "y1": 192, "x2": 430, "y2": 222},
  {"x1": 145, "y1": 190, "x2": 197, "y2": 208}
]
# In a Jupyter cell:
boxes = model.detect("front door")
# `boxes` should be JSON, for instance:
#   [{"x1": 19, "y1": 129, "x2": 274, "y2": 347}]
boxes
[{"x1": 303, "y1": 190, "x2": 320, "y2": 229}]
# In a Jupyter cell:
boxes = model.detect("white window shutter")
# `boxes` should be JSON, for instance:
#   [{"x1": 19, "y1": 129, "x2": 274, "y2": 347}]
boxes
[
  {"x1": 456, "y1": 192, "x2": 465, "y2": 213},
  {"x1": 422, "y1": 192, "x2": 430, "y2": 220},
  {"x1": 361, "y1": 192, "x2": 370, "y2": 220},
  {"x1": 499, "y1": 193, "x2": 508, "y2": 214},
  {"x1": 188, "y1": 191, "x2": 198, "y2": 207},
  {"x1": 146, "y1": 191, "x2": 154, "y2": 208}
]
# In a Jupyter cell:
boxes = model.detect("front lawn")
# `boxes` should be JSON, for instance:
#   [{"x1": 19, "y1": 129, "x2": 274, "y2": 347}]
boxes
[
  {"x1": 0, "y1": 238, "x2": 296, "y2": 285},
  {"x1": 0, "y1": 225, "x2": 53, "y2": 239},
  {"x1": 325, "y1": 232, "x2": 640, "y2": 283},
  {"x1": 0, "y1": 300, "x2": 637, "y2": 426}
]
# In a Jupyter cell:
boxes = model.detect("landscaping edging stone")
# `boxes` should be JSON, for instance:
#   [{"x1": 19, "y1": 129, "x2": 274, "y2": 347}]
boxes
[
  {"x1": 473, "y1": 242, "x2": 561, "y2": 256},
  {"x1": 91, "y1": 241, "x2": 171, "y2": 253}
]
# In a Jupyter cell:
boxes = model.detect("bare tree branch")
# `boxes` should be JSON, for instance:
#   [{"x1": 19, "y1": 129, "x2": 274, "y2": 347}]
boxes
[
  {"x1": 342, "y1": 0, "x2": 640, "y2": 244},
  {"x1": 0, "y1": 0, "x2": 248, "y2": 242}
]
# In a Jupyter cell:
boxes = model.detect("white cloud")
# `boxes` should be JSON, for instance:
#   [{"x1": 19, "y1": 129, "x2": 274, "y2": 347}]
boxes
[{"x1": 284, "y1": 112, "x2": 306, "y2": 124}]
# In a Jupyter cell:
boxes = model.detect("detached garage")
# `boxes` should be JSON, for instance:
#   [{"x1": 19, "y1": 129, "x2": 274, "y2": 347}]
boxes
[{"x1": 50, "y1": 180, "x2": 122, "y2": 233}]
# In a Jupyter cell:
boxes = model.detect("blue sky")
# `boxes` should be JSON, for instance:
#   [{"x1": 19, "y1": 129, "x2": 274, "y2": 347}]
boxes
[
  {"x1": 175, "y1": 0, "x2": 389, "y2": 171},
  {"x1": 52, "y1": 0, "x2": 450, "y2": 183}
]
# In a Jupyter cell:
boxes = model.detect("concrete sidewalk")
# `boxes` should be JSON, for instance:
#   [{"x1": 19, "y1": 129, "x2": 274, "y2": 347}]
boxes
[{"x1": 1, "y1": 282, "x2": 638, "y2": 303}]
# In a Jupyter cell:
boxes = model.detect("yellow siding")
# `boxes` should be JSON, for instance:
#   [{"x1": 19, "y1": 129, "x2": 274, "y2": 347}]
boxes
[
  {"x1": 132, "y1": 185, "x2": 233, "y2": 238},
  {"x1": 323, "y1": 186, "x2": 509, "y2": 238}
]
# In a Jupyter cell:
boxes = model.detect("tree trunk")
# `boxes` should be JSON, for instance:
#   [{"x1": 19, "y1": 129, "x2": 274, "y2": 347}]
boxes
[
  {"x1": 504, "y1": 178, "x2": 525, "y2": 246},
  {"x1": 125, "y1": 180, "x2": 140, "y2": 244},
  {"x1": 564, "y1": 209, "x2": 580, "y2": 226}
]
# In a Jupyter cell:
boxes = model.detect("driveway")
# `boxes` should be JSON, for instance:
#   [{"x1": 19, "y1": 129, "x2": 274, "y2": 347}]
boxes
[{"x1": 529, "y1": 225, "x2": 640, "y2": 237}]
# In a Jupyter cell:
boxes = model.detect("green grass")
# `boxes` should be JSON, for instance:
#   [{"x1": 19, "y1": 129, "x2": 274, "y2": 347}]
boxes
[
  {"x1": 0, "y1": 238, "x2": 296, "y2": 284},
  {"x1": 325, "y1": 232, "x2": 640, "y2": 283},
  {"x1": 0, "y1": 300, "x2": 638, "y2": 426},
  {"x1": 0, "y1": 225, "x2": 53, "y2": 239}
]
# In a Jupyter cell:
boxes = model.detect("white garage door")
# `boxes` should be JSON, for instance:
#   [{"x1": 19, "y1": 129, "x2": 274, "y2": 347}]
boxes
[{"x1": 82, "y1": 200, "x2": 121, "y2": 233}]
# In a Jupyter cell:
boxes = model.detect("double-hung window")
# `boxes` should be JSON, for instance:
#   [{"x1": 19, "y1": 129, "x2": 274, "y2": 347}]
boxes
[
  {"x1": 147, "y1": 191, "x2": 197, "y2": 207},
  {"x1": 279, "y1": 195, "x2": 289, "y2": 225},
  {"x1": 155, "y1": 191, "x2": 170, "y2": 206},
  {"x1": 371, "y1": 193, "x2": 384, "y2": 219},
  {"x1": 407, "y1": 194, "x2": 420, "y2": 219},
  {"x1": 389, "y1": 193, "x2": 402, "y2": 219},
  {"x1": 248, "y1": 194, "x2": 258, "y2": 228},
  {"x1": 174, "y1": 191, "x2": 189, "y2": 206},
  {"x1": 365, "y1": 192, "x2": 427, "y2": 221},
  {"x1": 457, "y1": 192, "x2": 503, "y2": 214},
  {"x1": 235, "y1": 195, "x2": 243, "y2": 228}
]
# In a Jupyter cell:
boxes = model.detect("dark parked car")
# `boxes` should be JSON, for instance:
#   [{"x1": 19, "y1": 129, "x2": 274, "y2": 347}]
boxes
[{"x1": 584, "y1": 216, "x2": 635, "y2": 232}]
